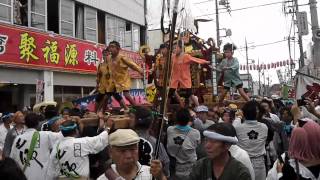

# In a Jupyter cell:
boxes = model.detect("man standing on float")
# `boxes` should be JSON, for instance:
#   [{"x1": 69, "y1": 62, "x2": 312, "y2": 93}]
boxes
[{"x1": 96, "y1": 41, "x2": 143, "y2": 117}]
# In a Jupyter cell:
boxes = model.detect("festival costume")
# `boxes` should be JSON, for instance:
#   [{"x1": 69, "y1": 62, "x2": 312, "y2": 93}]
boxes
[
  {"x1": 46, "y1": 131, "x2": 108, "y2": 179},
  {"x1": 217, "y1": 57, "x2": 243, "y2": 89},
  {"x1": 235, "y1": 120, "x2": 268, "y2": 180},
  {"x1": 188, "y1": 156, "x2": 251, "y2": 180},
  {"x1": 10, "y1": 128, "x2": 63, "y2": 180},
  {"x1": 155, "y1": 55, "x2": 166, "y2": 88},
  {"x1": 98, "y1": 54, "x2": 142, "y2": 93},
  {"x1": 170, "y1": 53, "x2": 208, "y2": 89}
]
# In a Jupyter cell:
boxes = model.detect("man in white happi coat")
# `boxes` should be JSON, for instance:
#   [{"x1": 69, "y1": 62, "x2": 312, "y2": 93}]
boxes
[
  {"x1": 10, "y1": 113, "x2": 63, "y2": 180},
  {"x1": 46, "y1": 118, "x2": 110, "y2": 180}
]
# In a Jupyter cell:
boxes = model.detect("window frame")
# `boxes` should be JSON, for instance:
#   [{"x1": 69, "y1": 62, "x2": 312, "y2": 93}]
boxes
[
  {"x1": 84, "y1": 6, "x2": 97, "y2": 42},
  {"x1": 28, "y1": 0, "x2": 47, "y2": 31},
  {"x1": 0, "y1": 0, "x2": 13, "y2": 24},
  {"x1": 59, "y1": 0, "x2": 75, "y2": 37}
]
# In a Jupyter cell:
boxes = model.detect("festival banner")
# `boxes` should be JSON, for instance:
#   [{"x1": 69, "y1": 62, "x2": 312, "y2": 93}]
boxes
[
  {"x1": 0, "y1": 23, "x2": 143, "y2": 78},
  {"x1": 72, "y1": 89, "x2": 148, "y2": 111},
  {"x1": 295, "y1": 72, "x2": 320, "y2": 100}
]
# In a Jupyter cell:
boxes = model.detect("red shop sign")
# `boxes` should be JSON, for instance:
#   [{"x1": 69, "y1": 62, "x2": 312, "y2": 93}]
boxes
[{"x1": 0, "y1": 23, "x2": 143, "y2": 78}]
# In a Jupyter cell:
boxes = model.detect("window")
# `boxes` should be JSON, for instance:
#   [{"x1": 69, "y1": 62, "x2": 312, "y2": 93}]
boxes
[
  {"x1": 84, "y1": 6, "x2": 97, "y2": 42},
  {"x1": 106, "y1": 14, "x2": 125, "y2": 47},
  {"x1": 75, "y1": 3, "x2": 84, "y2": 39},
  {"x1": 106, "y1": 15, "x2": 117, "y2": 44},
  {"x1": 97, "y1": 10, "x2": 105, "y2": 44},
  {"x1": 60, "y1": 0, "x2": 74, "y2": 36},
  {"x1": 47, "y1": 0, "x2": 58, "y2": 33},
  {"x1": 118, "y1": 19, "x2": 125, "y2": 47},
  {"x1": 30, "y1": 0, "x2": 46, "y2": 30},
  {"x1": 132, "y1": 24, "x2": 140, "y2": 51},
  {"x1": 0, "y1": 0, "x2": 12, "y2": 23},
  {"x1": 13, "y1": 0, "x2": 28, "y2": 26},
  {"x1": 124, "y1": 21, "x2": 132, "y2": 50}
]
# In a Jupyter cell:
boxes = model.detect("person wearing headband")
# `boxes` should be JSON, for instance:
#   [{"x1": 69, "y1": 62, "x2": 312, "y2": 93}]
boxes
[
  {"x1": 189, "y1": 123, "x2": 251, "y2": 180},
  {"x1": 96, "y1": 41, "x2": 144, "y2": 117},
  {"x1": 193, "y1": 105, "x2": 215, "y2": 133},
  {"x1": 216, "y1": 43, "x2": 250, "y2": 104},
  {"x1": 10, "y1": 113, "x2": 63, "y2": 180},
  {"x1": 169, "y1": 40, "x2": 210, "y2": 108},
  {"x1": 46, "y1": 118, "x2": 111, "y2": 180}
]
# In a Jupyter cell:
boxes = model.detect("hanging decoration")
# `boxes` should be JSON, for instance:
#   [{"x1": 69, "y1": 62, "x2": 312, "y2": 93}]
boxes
[{"x1": 239, "y1": 60, "x2": 295, "y2": 71}]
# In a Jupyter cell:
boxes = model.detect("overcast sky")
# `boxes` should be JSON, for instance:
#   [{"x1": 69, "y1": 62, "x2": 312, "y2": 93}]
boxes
[{"x1": 188, "y1": 0, "x2": 316, "y2": 85}]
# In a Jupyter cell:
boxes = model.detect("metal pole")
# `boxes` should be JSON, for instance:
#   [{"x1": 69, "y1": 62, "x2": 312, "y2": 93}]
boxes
[
  {"x1": 245, "y1": 38, "x2": 250, "y2": 91},
  {"x1": 294, "y1": 0, "x2": 305, "y2": 67},
  {"x1": 215, "y1": 0, "x2": 220, "y2": 48},
  {"x1": 258, "y1": 59, "x2": 261, "y2": 96},
  {"x1": 309, "y1": 0, "x2": 320, "y2": 69}
]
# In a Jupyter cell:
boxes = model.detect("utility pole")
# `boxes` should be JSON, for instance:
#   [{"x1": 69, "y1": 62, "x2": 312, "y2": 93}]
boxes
[
  {"x1": 258, "y1": 59, "x2": 261, "y2": 96},
  {"x1": 309, "y1": 0, "x2": 320, "y2": 70},
  {"x1": 263, "y1": 68, "x2": 266, "y2": 96},
  {"x1": 267, "y1": 73, "x2": 270, "y2": 96},
  {"x1": 245, "y1": 38, "x2": 250, "y2": 91},
  {"x1": 215, "y1": 0, "x2": 220, "y2": 48},
  {"x1": 294, "y1": 0, "x2": 305, "y2": 67}
]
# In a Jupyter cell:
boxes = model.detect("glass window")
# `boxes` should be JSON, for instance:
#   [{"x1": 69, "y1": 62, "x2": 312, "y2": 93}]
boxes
[
  {"x1": 31, "y1": 0, "x2": 45, "y2": 14},
  {"x1": 31, "y1": 13, "x2": 45, "y2": 29},
  {"x1": 60, "y1": 0, "x2": 74, "y2": 36},
  {"x1": 106, "y1": 15, "x2": 127, "y2": 48},
  {"x1": 85, "y1": 6, "x2": 97, "y2": 42},
  {"x1": 124, "y1": 24, "x2": 132, "y2": 50},
  {"x1": 0, "y1": 0, "x2": 11, "y2": 23},
  {"x1": 61, "y1": 21, "x2": 73, "y2": 36},
  {"x1": 118, "y1": 19, "x2": 125, "y2": 47},
  {"x1": 31, "y1": 0, "x2": 46, "y2": 30},
  {"x1": 132, "y1": 24, "x2": 140, "y2": 51},
  {"x1": 85, "y1": 29, "x2": 96, "y2": 42},
  {"x1": 106, "y1": 14, "x2": 116, "y2": 44}
]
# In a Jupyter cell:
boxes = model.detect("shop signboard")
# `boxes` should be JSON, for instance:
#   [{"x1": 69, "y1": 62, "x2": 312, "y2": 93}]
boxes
[{"x1": 0, "y1": 23, "x2": 143, "y2": 78}]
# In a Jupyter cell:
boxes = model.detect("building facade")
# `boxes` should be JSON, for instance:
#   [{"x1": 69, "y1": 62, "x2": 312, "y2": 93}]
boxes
[{"x1": 0, "y1": 0, "x2": 146, "y2": 112}]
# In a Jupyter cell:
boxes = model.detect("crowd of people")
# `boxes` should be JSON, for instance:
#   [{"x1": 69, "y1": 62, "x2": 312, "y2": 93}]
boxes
[
  {"x1": 0, "y1": 96, "x2": 319, "y2": 180},
  {"x1": 0, "y1": 40, "x2": 319, "y2": 180}
]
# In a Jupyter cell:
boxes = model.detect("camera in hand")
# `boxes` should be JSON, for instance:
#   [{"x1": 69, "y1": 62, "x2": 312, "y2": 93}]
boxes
[{"x1": 297, "y1": 97, "x2": 307, "y2": 107}]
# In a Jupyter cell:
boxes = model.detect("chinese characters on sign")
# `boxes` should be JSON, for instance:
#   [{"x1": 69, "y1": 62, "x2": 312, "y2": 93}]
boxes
[
  {"x1": 42, "y1": 40, "x2": 60, "y2": 64},
  {"x1": 19, "y1": 32, "x2": 39, "y2": 62},
  {"x1": 0, "y1": 23, "x2": 144, "y2": 76},
  {"x1": 65, "y1": 44, "x2": 78, "y2": 66},
  {"x1": 84, "y1": 50, "x2": 99, "y2": 66},
  {"x1": 0, "y1": 34, "x2": 8, "y2": 54}
]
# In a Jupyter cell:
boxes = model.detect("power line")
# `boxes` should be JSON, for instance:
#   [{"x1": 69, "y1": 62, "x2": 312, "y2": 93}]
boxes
[
  {"x1": 196, "y1": 1, "x2": 290, "y2": 17},
  {"x1": 238, "y1": 39, "x2": 287, "y2": 50}
]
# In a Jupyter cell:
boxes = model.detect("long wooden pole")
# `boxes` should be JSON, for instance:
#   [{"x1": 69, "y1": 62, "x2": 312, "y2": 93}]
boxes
[{"x1": 154, "y1": 0, "x2": 180, "y2": 159}]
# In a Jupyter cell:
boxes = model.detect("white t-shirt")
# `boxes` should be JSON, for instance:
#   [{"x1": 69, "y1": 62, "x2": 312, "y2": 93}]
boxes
[
  {"x1": 97, "y1": 162, "x2": 152, "y2": 180},
  {"x1": 10, "y1": 128, "x2": 63, "y2": 180},
  {"x1": 230, "y1": 145, "x2": 255, "y2": 180}
]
